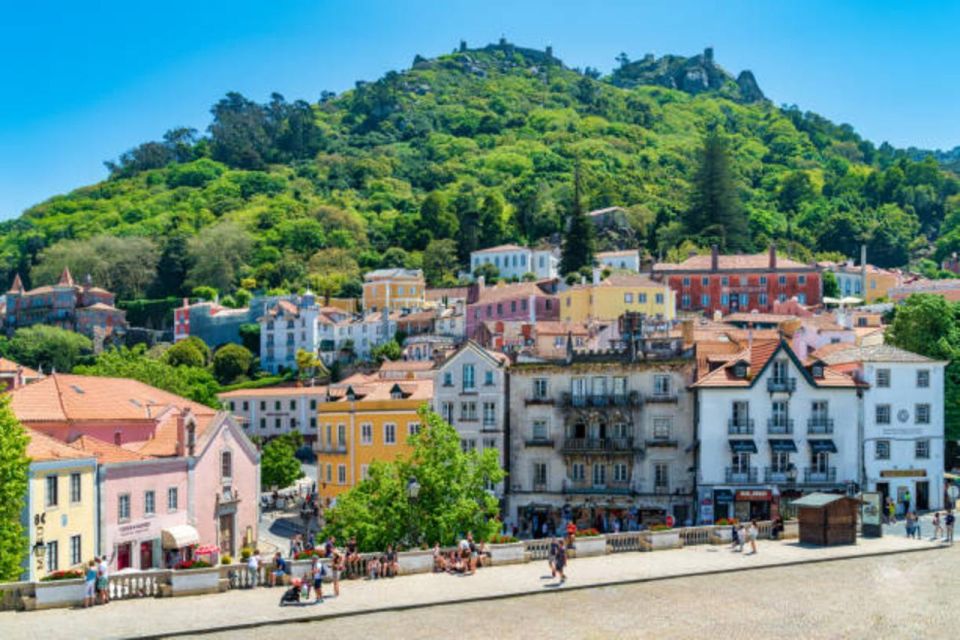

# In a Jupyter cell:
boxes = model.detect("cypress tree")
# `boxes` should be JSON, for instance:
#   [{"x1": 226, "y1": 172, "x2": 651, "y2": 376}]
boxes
[
  {"x1": 560, "y1": 165, "x2": 596, "y2": 275},
  {"x1": 685, "y1": 129, "x2": 750, "y2": 251}
]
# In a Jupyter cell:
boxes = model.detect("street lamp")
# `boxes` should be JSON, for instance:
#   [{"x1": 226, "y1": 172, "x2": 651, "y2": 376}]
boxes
[
  {"x1": 407, "y1": 477, "x2": 420, "y2": 500},
  {"x1": 406, "y1": 477, "x2": 421, "y2": 549}
]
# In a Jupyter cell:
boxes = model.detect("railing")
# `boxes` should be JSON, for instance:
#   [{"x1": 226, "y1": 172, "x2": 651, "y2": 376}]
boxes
[
  {"x1": 647, "y1": 392, "x2": 679, "y2": 403},
  {"x1": 764, "y1": 467, "x2": 794, "y2": 483},
  {"x1": 563, "y1": 483, "x2": 633, "y2": 495},
  {"x1": 109, "y1": 570, "x2": 171, "y2": 600},
  {"x1": 727, "y1": 419, "x2": 754, "y2": 435},
  {"x1": 725, "y1": 467, "x2": 759, "y2": 483},
  {"x1": 562, "y1": 393, "x2": 589, "y2": 408},
  {"x1": 523, "y1": 538, "x2": 552, "y2": 560},
  {"x1": 807, "y1": 418, "x2": 834, "y2": 434},
  {"x1": 561, "y1": 393, "x2": 641, "y2": 408},
  {"x1": 561, "y1": 437, "x2": 636, "y2": 453},
  {"x1": 524, "y1": 438, "x2": 555, "y2": 448},
  {"x1": 653, "y1": 485, "x2": 671, "y2": 495},
  {"x1": 804, "y1": 467, "x2": 838, "y2": 483},
  {"x1": 317, "y1": 443, "x2": 348, "y2": 454},
  {"x1": 605, "y1": 531, "x2": 647, "y2": 553},
  {"x1": 767, "y1": 377, "x2": 797, "y2": 393},
  {"x1": 679, "y1": 526, "x2": 714, "y2": 546},
  {"x1": 646, "y1": 438, "x2": 678, "y2": 448},
  {"x1": 767, "y1": 418, "x2": 793, "y2": 434}
]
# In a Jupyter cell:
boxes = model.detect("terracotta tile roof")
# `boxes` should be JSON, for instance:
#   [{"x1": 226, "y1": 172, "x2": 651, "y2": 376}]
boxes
[
  {"x1": 653, "y1": 253, "x2": 812, "y2": 272},
  {"x1": 323, "y1": 377, "x2": 434, "y2": 403},
  {"x1": 692, "y1": 340, "x2": 858, "y2": 388},
  {"x1": 82, "y1": 302, "x2": 121, "y2": 312},
  {"x1": 0, "y1": 357, "x2": 39, "y2": 377},
  {"x1": 379, "y1": 360, "x2": 436, "y2": 372},
  {"x1": 26, "y1": 428, "x2": 95, "y2": 463},
  {"x1": 69, "y1": 435, "x2": 152, "y2": 463},
  {"x1": 694, "y1": 340, "x2": 743, "y2": 380},
  {"x1": 474, "y1": 281, "x2": 556, "y2": 305},
  {"x1": 724, "y1": 312, "x2": 797, "y2": 325},
  {"x1": 471, "y1": 244, "x2": 528, "y2": 254},
  {"x1": 530, "y1": 321, "x2": 592, "y2": 336},
  {"x1": 815, "y1": 344, "x2": 941, "y2": 365}
]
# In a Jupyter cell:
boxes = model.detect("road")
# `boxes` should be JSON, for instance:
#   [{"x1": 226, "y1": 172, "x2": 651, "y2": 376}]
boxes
[
  {"x1": 257, "y1": 461, "x2": 318, "y2": 554},
  {"x1": 198, "y1": 546, "x2": 959, "y2": 640}
]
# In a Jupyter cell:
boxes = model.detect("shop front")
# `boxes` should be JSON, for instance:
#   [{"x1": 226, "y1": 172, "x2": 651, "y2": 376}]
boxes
[
  {"x1": 712, "y1": 489, "x2": 734, "y2": 521},
  {"x1": 112, "y1": 519, "x2": 162, "y2": 571},
  {"x1": 734, "y1": 489, "x2": 773, "y2": 521},
  {"x1": 161, "y1": 525, "x2": 200, "y2": 567}
]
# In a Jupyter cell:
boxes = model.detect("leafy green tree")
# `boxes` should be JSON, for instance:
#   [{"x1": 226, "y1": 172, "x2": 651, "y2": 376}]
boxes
[
  {"x1": 295, "y1": 348, "x2": 329, "y2": 381},
  {"x1": 186, "y1": 222, "x2": 252, "y2": 293},
  {"x1": 822, "y1": 270, "x2": 840, "y2": 298},
  {"x1": 238, "y1": 323, "x2": 261, "y2": 356},
  {"x1": 260, "y1": 437, "x2": 303, "y2": 490},
  {"x1": 684, "y1": 129, "x2": 750, "y2": 251},
  {"x1": 370, "y1": 339, "x2": 402, "y2": 363},
  {"x1": 31, "y1": 235, "x2": 159, "y2": 300},
  {"x1": 233, "y1": 288, "x2": 253, "y2": 308},
  {"x1": 191, "y1": 286, "x2": 218, "y2": 302},
  {"x1": 560, "y1": 166, "x2": 595, "y2": 275},
  {"x1": 212, "y1": 343, "x2": 254, "y2": 385},
  {"x1": 163, "y1": 336, "x2": 211, "y2": 369},
  {"x1": 150, "y1": 233, "x2": 192, "y2": 298},
  {"x1": 322, "y1": 406, "x2": 505, "y2": 551},
  {"x1": 6, "y1": 326, "x2": 92, "y2": 373},
  {"x1": 0, "y1": 396, "x2": 29, "y2": 582},
  {"x1": 420, "y1": 192, "x2": 458, "y2": 239},
  {"x1": 472, "y1": 262, "x2": 500, "y2": 282},
  {"x1": 422, "y1": 239, "x2": 460, "y2": 285}
]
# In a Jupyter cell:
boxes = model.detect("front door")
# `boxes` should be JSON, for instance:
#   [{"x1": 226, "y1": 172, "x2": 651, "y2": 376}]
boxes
[
  {"x1": 219, "y1": 514, "x2": 235, "y2": 556},
  {"x1": 916, "y1": 481, "x2": 929, "y2": 511},
  {"x1": 117, "y1": 543, "x2": 132, "y2": 570},
  {"x1": 140, "y1": 541, "x2": 154, "y2": 570},
  {"x1": 876, "y1": 482, "x2": 889, "y2": 507}
]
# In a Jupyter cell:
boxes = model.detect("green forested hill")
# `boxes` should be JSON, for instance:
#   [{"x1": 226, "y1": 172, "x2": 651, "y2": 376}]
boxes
[{"x1": 4, "y1": 41, "x2": 959, "y2": 300}]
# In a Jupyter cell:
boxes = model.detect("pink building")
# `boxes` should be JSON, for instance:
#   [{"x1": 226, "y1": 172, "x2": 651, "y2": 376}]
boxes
[
  {"x1": 10, "y1": 374, "x2": 260, "y2": 569},
  {"x1": 465, "y1": 279, "x2": 559, "y2": 340}
]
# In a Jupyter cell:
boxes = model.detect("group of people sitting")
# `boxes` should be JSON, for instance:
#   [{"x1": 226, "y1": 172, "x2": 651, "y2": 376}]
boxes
[{"x1": 432, "y1": 533, "x2": 490, "y2": 575}]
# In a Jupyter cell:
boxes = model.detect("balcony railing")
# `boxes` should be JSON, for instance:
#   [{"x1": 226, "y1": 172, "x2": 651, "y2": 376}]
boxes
[
  {"x1": 767, "y1": 377, "x2": 797, "y2": 393},
  {"x1": 562, "y1": 437, "x2": 636, "y2": 453},
  {"x1": 764, "y1": 467, "x2": 797, "y2": 483},
  {"x1": 525, "y1": 438, "x2": 555, "y2": 448},
  {"x1": 561, "y1": 392, "x2": 641, "y2": 408},
  {"x1": 727, "y1": 418, "x2": 754, "y2": 435},
  {"x1": 563, "y1": 482, "x2": 633, "y2": 495},
  {"x1": 807, "y1": 418, "x2": 834, "y2": 434},
  {"x1": 645, "y1": 438, "x2": 679, "y2": 448},
  {"x1": 804, "y1": 467, "x2": 837, "y2": 483},
  {"x1": 725, "y1": 467, "x2": 759, "y2": 483},
  {"x1": 647, "y1": 392, "x2": 679, "y2": 403},
  {"x1": 767, "y1": 418, "x2": 794, "y2": 434},
  {"x1": 317, "y1": 443, "x2": 348, "y2": 454},
  {"x1": 524, "y1": 396, "x2": 555, "y2": 406}
]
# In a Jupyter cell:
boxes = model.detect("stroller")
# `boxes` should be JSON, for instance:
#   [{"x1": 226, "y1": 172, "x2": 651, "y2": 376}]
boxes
[{"x1": 279, "y1": 578, "x2": 308, "y2": 606}]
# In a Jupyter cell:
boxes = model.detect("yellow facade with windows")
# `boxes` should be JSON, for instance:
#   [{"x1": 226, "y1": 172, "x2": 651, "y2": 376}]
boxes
[
  {"x1": 314, "y1": 378, "x2": 433, "y2": 504},
  {"x1": 561, "y1": 274, "x2": 676, "y2": 324},
  {"x1": 362, "y1": 269, "x2": 426, "y2": 312}
]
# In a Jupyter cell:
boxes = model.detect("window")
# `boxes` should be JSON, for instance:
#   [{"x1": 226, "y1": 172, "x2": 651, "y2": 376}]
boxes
[
  {"x1": 119, "y1": 494, "x2": 131, "y2": 522},
  {"x1": 259, "y1": 418, "x2": 266, "y2": 430},
  {"x1": 484, "y1": 370, "x2": 495, "y2": 386},
  {"x1": 310, "y1": 417, "x2": 317, "y2": 429},
  {"x1": 701, "y1": 294, "x2": 710, "y2": 307},
  {"x1": 309, "y1": 399, "x2": 316, "y2": 410},
  {"x1": 721, "y1": 294, "x2": 729, "y2": 306},
  {"x1": 460, "y1": 401, "x2": 477, "y2": 421},
  {"x1": 759, "y1": 293, "x2": 768, "y2": 306},
  {"x1": 460, "y1": 438, "x2": 477, "y2": 452},
  {"x1": 682, "y1": 277, "x2": 691, "y2": 286},
  {"x1": 915, "y1": 404, "x2": 931, "y2": 425},
  {"x1": 653, "y1": 375, "x2": 671, "y2": 397},
  {"x1": 260, "y1": 401, "x2": 266, "y2": 411},
  {"x1": 759, "y1": 276, "x2": 768, "y2": 285},
  {"x1": 917, "y1": 370, "x2": 930, "y2": 388},
  {"x1": 70, "y1": 535, "x2": 82, "y2": 566},
  {"x1": 655, "y1": 293, "x2": 664, "y2": 304},
  {"x1": 624, "y1": 293, "x2": 634, "y2": 303},
  {"x1": 915, "y1": 439, "x2": 930, "y2": 459},
  {"x1": 384, "y1": 424, "x2": 397, "y2": 445},
  {"x1": 875, "y1": 440, "x2": 890, "y2": 460},
  {"x1": 532, "y1": 420, "x2": 548, "y2": 441},
  {"x1": 771, "y1": 451, "x2": 790, "y2": 473},
  {"x1": 326, "y1": 424, "x2": 332, "y2": 445},
  {"x1": 638, "y1": 293, "x2": 647, "y2": 304},
  {"x1": 46, "y1": 475, "x2": 58, "y2": 508},
  {"x1": 613, "y1": 463, "x2": 628, "y2": 483},
  {"x1": 702, "y1": 277, "x2": 710, "y2": 286},
  {"x1": 361, "y1": 423, "x2": 373, "y2": 444},
  {"x1": 571, "y1": 463, "x2": 585, "y2": 482},
  {"x1": 289, "y1": 400, "x2": 296, "y2": 410},
  {"x1": 274, "y1": 418, "x2": 282, "y2": 430},
  {"x1": 462, "y1": 364, "x2": 475, "y2": 390},
  {"x1": 274, "y1": 401, "x2": 281, "y2": 411},
  {"x1": 652, "y1": 417, "x2": 672, "y2": 440},
  {"x1": 483, "y1": 438, "x2": 497, "y2": 450},
  {"x1": 654, "y1": 463, "x2": 669, "y2": 488},
  {"x1": 408, "y1": 422, "x2": 421, "y2": 436},
  {"x1": 221, "y1": 451, "x2": 232, "y2": 480},
  {"x1": 732, "y1": 401, "x2": 750, "y2": 426},
  {"x1": 798, "y1": 275, "x2": 806, "y2": 285},
  {"x1": 533, "y1": 463, "x2": 547, "y2": 486},
  {"x1": 612, "y1": 421, "x2": 630, "y2": 439},
  {"x1": 440, "y1": 402, "x2": 454, "y2": 424},
  {"x1": 144, "y1": 490, "x2": 156, "y2": 516},
  {"x1": 46, "y1": 541, "x2": 59, "y2": 572},
  {"x1": 810, "y1": 450, "x2": 829, "y2": 473},
  {"x1": 592, "y1": 463, "x2": 606, "y2": 486},
  {"x1": 168, "y1": 487, "x2": 179, "y2": 512},
  {"x1": 70, "y1": 473, "x2": 81, "y2": 504},
  {"x1": 482, "y1": 402, "x2": 496, "y2": 426},
  {"x1": 797, "y1": 293, "x2": 807, "y2": 305},
  {"x1": 876, "y1": 368, "x2": 891, "y2": 388},
  {"x1": 360, "y1": 465, "x2": 369, "y2": 480},
  {"x1": 533, "y1": 378, "x2": 548, "y2": 399},
  {"x1": 681, "y1": 294, "x2": 690, "y2": 308},
  {"x1": 731, "y1": 452, "x2": 751, "y2": 473},
  {"x1": 722, "y1": 277, "x2": 729, "y2": 286},
  {"x1": 772, "y1": 360, "x2": 789, "y2": 383},
  {"x1": 337, "y1": 465, "x2": 347, "y2": 485},
  {"x1": 876, "y1": 404, "x2": 891, "y2": 425},
  {"x1": 778, "y1": 275, "x2": 786, "y2": 285}
]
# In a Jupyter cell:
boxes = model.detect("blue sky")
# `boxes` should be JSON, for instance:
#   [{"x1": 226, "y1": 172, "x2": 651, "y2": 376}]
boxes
[{"x1": 2, "y1": 1, "x2": 959, "y2": 219}]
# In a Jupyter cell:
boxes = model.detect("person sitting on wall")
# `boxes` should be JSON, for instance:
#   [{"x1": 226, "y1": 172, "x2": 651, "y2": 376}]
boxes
[{"x1": 270, "y1": 552, "x2": 288, "y2": 587}]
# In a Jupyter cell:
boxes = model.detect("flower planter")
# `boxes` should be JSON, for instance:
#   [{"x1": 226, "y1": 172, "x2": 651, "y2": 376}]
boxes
[
  {"x1": 34, "y1": 578, "x2": 85, "y2": 610},
  {"x1": 571, "y1": 536, "x2": 607, "y2": 558},
  {"x1": 647, "y1": 530, "x2": 682, "y2": 551},
  {"x1": 397, "y1": 550, "x2": 433, "y2": 575},
  {"x1": 170, "y1": 567, "x2": 221, "y2": 596},
  {"x1": 489, "y1": 542, "x2": 526, "y2": 565},
  {"x1": 711, "y1": 527, "x2": 734, "y2": 544}
]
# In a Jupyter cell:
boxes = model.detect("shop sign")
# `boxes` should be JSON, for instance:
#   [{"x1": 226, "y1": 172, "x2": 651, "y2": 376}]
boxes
[
  {"x1": 117, "y1": 520, "x2": 155, "y2": 541},
  {"x1": 735, "y1": 490, "x2": 772, "y2": 502},
  {"x1": 713, "y1": 489, "x2": 734, "y2": 504},
  {"x1": 879, "y1": 469, "x2": 926, "y2": 478}
]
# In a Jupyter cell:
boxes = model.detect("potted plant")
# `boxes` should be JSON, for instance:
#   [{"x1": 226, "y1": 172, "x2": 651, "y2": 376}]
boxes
[
  {"x1": 170, "y1": 559, "x2": 220, "y2": 596},
  {"x1": 487, "y1": 533, "x2": 525, "y2": 565},
  {"x1": 647, "y1": 524, "x2": 682, "y2": 550},
  {"x1": 571, "y1": 528, "x2": 606, "y2": 557},
  {"x1": 35, "y1": 570, "x2": 86, "y2": 609}
]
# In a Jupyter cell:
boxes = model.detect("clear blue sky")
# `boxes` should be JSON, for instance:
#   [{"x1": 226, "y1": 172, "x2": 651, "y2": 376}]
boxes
[{"x1": 2, "y1": 1, "x2": 959, "y2": 220}]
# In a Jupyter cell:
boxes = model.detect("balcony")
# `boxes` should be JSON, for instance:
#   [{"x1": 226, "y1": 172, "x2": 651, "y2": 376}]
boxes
[
  {"x1": 645, "y1": 438, "x2": 679, "y2": 448},
  {"x1": 764, "y1": 467, "x2": 797, "y2": 483},
  {"x1": 561, "y1": 437, "x2": 637, "y2": 453},
  {"x1": 561, "y1": 392, "x2": 641, "y2": 408},
  {"x1": 317, "y1": 443, "x2": 348, "y2": 455},
  {"x1": 767, "y1": 377, "x2": 797, "y2": 393},
  {"x1": 563, "y1": 482, "x2": 633, "y2": 496},
  {"x1": 767, "y1": 418, "x2": 794, "y2": 435},
  {"x1": 725, "y1": 467, "x2": 759, "y2": 483},
  {"x1": 646, "y1": 392, "x2": 679, "y2": 404},
  {"x1": 525, "y1": 438, "x2": 555, "y2": 448},
  {"x1": 524, "y1": 396, "x2": 554, "y2": 406},
  {"x1": 804, "y1": 467, "x2": 838, "y2": 483},
  {"x1": 807, "y1": 418, "x2": 834, "y2": 434},
  {"x1": 727, "y1": 419, "x2": 755, "y2": 435}
]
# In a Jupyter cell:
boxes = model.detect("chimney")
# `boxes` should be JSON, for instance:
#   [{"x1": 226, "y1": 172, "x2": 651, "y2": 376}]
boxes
[
  {"x1": 711, "y1": 245, "x2": 719, "y2": 272},
  {"x1": 592, "y1": 267, "x2": 601, "y2": 285},
  {"x1": 768, "y1": 244, "x2": 777, "y2": 270},
  {"x1": 681, "y1": 319, "x2": 694, "y2": 345}
]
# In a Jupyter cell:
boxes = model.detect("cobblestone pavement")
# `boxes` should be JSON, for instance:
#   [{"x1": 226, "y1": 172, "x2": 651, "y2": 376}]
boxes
[
  {"x1": 0, "y1": 535, "x2": 950, "y2": 640},
  {"x1": 211, "y1": 544, "x2": 960, "y2": 640}
]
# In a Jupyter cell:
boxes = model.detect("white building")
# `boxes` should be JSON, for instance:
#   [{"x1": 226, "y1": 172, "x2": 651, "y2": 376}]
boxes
[
  {"x1": 817, "y1": 344, "x2": 946, "y2": 512},
  {"x1": 597, "y1": 250, "x2": 641, "y2": 273},
  {"x1": 692, "y1": 340, "x2": 861, "y2": 524},
  {"x1": 433, "y1": 341, "x2": 510, "y2": 497},
  {"x1": 470, "y1": 244, "x2": 559, "y2": 281},
  {"x1": 218, "y1": 385, "x2": 328, "y2": 444}
]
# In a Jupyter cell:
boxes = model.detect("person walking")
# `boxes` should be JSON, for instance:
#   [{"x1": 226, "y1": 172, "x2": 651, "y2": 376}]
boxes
[
  {"x1": 747, "y1": 520, "x2": 759, "y2": 555},
  {"x1": 886, "y1": 498, "x2": 896, "y2": 525},
  {"x1": 554, "y1": 539, "x2": 567, "y2": 584},
  {"x1": 902, "y1": 490, "x2": 912, "y2": 518},
  {"x1": 905, "y1": 511, "x2": 917, "y2": 539},
  {"x1": 83, "y1": 560, "x2": 97, "y2": 608},
  {"x1": 945, "y1": 510, "x2": 955, "y2": 545},
  {"x1": 931, "y1": 512, "x2": 943, "y2": 541},
  {"x1": 548, "y1": 537, "x2": 559, "y2": 577},
  {"x1": 331, "y1": 548, "x2": 343, "y2": 597}
]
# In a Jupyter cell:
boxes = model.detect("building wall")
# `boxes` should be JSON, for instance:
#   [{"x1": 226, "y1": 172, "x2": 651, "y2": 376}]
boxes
[
  {"x1": 561, "y1": 284, "x2": 676, "y2": 323},
  {"x1": 598, "y1": 254, "x2": 640, "y2": 273},
  {"x1": 25, "y1": 459, "x2": 98, "y2": 581},
  {"x1": 466, "y1": 295, "x2": 559, "y2": 340},
  {"x1": 362, "y1": 279, "x2": 425, "y2": 312},
  {"x1": 220, "y1": 389, "x2": 328, "y2": 443},
  {"x1": 471, "y1": 249, "x2": 533, "y2": 281},
  {"x1": 661, "y1": 271, "x2": 821, "y2": 314}
]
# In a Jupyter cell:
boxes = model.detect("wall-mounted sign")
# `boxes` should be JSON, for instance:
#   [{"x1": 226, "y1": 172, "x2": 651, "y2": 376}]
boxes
[
  {"x1": 880, "y1": 469, "x2": 926, "y2": 478},
  {"x1": 735, "y1": 490, "x2": 772, "y2": 502}
]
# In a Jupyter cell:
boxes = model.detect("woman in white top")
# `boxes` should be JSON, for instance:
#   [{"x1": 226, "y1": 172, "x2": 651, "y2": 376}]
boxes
[{"x1": 747, "y1": 521, "x2": 759, "y2": 555}]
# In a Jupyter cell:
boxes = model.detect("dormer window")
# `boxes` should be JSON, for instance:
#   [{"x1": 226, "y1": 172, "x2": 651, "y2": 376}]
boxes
[
  {"x1": 733, "y1": 363, "x2": 747, "y2": 379},
  {"x1": 811, "y1": 364, "x2": 824, "y2": 378}
]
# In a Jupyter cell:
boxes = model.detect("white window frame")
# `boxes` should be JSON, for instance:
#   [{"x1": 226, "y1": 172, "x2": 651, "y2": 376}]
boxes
[{"x1": 384, "y1": 423, "x2": 397, "y2": 445}]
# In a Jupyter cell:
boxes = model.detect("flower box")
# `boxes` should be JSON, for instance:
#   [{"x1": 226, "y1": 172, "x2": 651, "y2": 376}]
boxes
[
  {"x1": 34, "y1": 578, "x2": 85, "y2": 609},
  {"x1": 170, "y1": 567, "x2": 222, "y2": 596},
  {"x1": 647, "y1": 530, "x2": 682, "y2": 551},
  {"x1": 489, "y1": 542, "x2": 526, "y2": 565},
  {"x1": 571, "y1": 535, "x2": 607, "y2": 558}
]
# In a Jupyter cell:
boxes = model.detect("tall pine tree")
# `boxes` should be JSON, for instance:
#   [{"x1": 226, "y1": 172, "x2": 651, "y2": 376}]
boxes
[
  {"x1": 684, "y1": 129, "x2": 750, "y2": 251},
  {"x1": 560, "y1": 165, "x2": 596, "y2": 275}
]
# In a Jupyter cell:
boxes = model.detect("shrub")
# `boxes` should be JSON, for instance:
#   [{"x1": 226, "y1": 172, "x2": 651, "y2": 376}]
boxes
[
  {"x1": 649, "y1": 524, "x2": 672, "y2": 532},
  {"x1": 175, "y1": 559, "x2": 212, "y2": 570},
  {"x1": 40, "y1": 569, "x2": 84, "y2": 582},
  {"x1": 240, "y1": 547, "x2": 253, "y2": 561},
  {"x1": 575, "y1": 528, "x2": 601, "y2": 538},
  {"x1": 220, "y1": 554, "x2": 233, "y2": 565},
  {"x1": 486, "y1": 533, "x2": 519, "y2": 544},
  {"x1": 294, "y1": 549, "x2": 324, "y2": 560}
]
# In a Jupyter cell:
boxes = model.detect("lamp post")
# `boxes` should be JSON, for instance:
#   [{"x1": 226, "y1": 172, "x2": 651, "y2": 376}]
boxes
[{"x1": 406, "y1": 477, "x2": 421, "y2": 548}]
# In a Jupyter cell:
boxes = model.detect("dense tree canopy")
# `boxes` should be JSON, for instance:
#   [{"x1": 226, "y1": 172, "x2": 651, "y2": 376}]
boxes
[
  {"x1": 1, "y1": 326, "x2": 92, "y2": 373},
  {"x1": 0, "y1": 397, "x2": 29, "y2": 582}
]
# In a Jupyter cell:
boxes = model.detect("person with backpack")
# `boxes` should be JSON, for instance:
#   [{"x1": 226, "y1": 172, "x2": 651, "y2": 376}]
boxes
[
  {"x1": 945, "y1": 510, "x2": 955, "y2": 545},
  {"x1": 311, "y1": 555, "x2": 326, "y2": 602}
]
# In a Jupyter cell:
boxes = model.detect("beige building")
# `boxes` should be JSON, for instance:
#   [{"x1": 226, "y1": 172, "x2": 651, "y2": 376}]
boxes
[{"x1": 362, "y1": 269, "x2": 426, "y2": 312}]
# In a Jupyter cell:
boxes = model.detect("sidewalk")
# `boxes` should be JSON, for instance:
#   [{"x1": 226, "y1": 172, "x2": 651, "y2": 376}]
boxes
[{"x1": 2, "y1": 536, "x2": 949, "y2": 640}]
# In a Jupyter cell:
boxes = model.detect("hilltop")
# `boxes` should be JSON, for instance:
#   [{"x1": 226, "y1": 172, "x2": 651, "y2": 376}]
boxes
[{"x1": 3, "y1": 40, "x2": 958, "y2": 304}]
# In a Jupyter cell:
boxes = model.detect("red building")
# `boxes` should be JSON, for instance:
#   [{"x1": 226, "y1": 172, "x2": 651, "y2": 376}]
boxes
[{"x1": 652, "y1": 246, "x2": 821, "y2": 315}]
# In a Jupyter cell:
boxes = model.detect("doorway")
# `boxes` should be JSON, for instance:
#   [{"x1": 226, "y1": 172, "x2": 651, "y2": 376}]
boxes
[
  {"x1": 219, "y1": 514, "x2": 235, "y2": 556},
  {"x1": 916, "y1": 481, "x2": 929, "y2": 511},
  {"x1": 117, "y1": 542, "x2": 132, "y2": 570},
  {"x1": 139, "y1": 541, "x2": 154, "y2": 569},
  {"x1": 876, "y1": 482, "x2": 889, "y2": 507}
]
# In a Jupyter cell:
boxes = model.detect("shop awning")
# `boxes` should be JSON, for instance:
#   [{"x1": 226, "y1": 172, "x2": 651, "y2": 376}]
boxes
[
  {"x1": 809, "y1": 439, "x2": 837, "y2": 454},
  {"x1": 161, "y1": 525, "x2": 200, "y2": 550},
  {"x1": 769, "y1": 439, "x2": 797, "y2": 453},
  {"x1": 729, "y1": 439, "x2": 758, "y2": 454}
]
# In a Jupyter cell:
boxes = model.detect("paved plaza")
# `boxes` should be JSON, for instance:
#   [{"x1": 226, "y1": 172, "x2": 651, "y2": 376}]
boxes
[{"x1": 1, "y1": 535, "x2": 951, "y2": 639}]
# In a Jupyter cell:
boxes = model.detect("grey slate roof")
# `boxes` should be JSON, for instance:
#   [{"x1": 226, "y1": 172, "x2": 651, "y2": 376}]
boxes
[{"x1": 817, "y1": 343, "x2": 940, "y2": 365}]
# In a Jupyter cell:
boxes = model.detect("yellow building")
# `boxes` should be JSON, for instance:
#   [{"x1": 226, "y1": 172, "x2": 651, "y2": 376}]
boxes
[
  {"x1": 362, "y1": 268, "x2": 426, "y2": 312},
  {"x1": 314, "y1": 376, "x2": 433, "y2": 503},
  {"x1": 561, "y1": 273, "x2": 676, "y2": 324},
  {"x1": 24, "y1": 429, "x2": 98, "y2": 581},
  {"x1": 830, "y1": 263, "x2": 902, "y2": 303}
]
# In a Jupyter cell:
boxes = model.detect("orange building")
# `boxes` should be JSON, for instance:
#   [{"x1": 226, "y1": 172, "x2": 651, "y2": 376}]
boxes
[{"x1": 314, "y1": 375, "x2": 433, "y2": 503}]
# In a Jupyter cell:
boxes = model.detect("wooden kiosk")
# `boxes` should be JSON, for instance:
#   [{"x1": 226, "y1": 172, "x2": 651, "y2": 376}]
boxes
[{"x1": 791, "y1": 492, "x2": 859, "y2": 546}]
